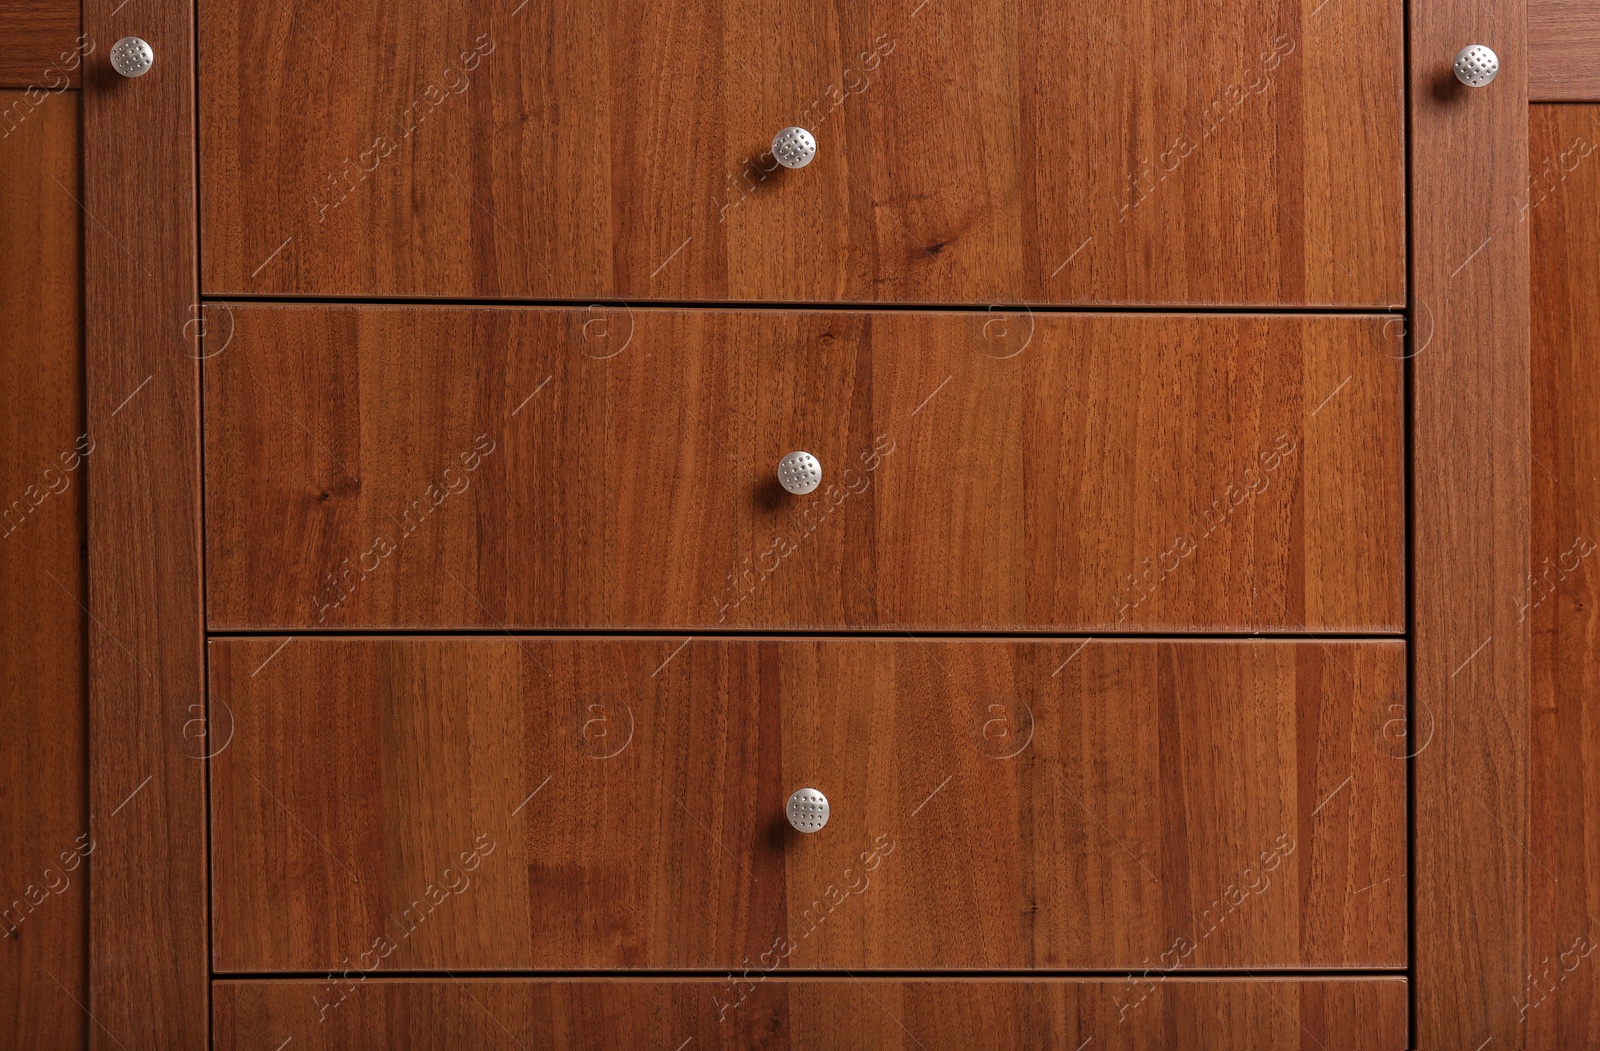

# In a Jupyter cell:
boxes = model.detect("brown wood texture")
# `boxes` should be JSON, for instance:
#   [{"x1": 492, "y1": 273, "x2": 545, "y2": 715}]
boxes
[
  {"x1": 203, "y1": 307, "x2": 1405, "y2": 633},
  {"x1": 0, "y1": 90, "x2": 86, "y2": 1049},
  {"x1": 209, "y1": 637, "x2": 1406, "y2": 973},
  {"x1": 212, "y1": 976, "x2": 1410, "y2": 1050},
  {"x1": 82, "y1": 0, "x2": 208, "y2": 1047},
  {"x1": 1411, "y1": 0, "x2": 1531, "y2": 1047},
  {"x1": 197, "y1": 0, "x2": 1404, "y2": 307},
  {"x1": 0, "y1": 0, "x2": 81, "y2": 90},
  {"x1": 1532, "y1": 1, "x2": 1600, "y2": 101},
  {"x1": 1528, "y1": 103, "x2": 1600, "y2": 1049}
]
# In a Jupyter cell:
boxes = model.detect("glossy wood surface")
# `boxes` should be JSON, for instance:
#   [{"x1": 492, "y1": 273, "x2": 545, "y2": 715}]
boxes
[
  {"x1": 203, "y1": 307, "x2": 1405, "y2": 633},
  {"x1": 210, "y1": 637, "x2": 1405, "y2": 972},
  {"x1": 1411, "y1": 0, "x2": 1531, "y2": 1046},
  {"x1": 0, "y1": 0, "x2": 80, "y2": 90},
  {"x1": 1528, "y1": 103, "x2": 1600, "y2": 1049},
  {"x1": 83, "y1": 0, "x2": 209, "y2": 1045},
  {"x1": 212, "y1": 977, "x2": 1409, "y2": 1050},
  {"x1": 1532, "y1": 1, "x2": 1600, "y2": 100},
  {"x1": 0, "y1": 90, "x2": 86, "y2": 1049},
  {"x1": 198, "y1": 0, "x2": 1404, "y2": 306}
]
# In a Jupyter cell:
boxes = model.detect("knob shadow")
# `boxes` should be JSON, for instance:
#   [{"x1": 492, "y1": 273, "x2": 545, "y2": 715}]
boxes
[
  {"x1": 1431, "y1": 66, "x2": 1463, "y2": 102},
  {"x1": 762, "y1": 813, "x2": 792, "y2": 852},
  {"x1": 730, "y1": 143, "x2": 788, "y2": 202},
  {"x1": 754, "y1": 474, "x2": 788, "y2": 511}
]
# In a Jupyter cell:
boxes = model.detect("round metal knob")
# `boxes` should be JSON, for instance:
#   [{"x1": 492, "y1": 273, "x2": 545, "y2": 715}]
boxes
[
  {"x1": 777, "y1": 451, "x2": 822, "y2": 495},
  {"x1": 1453, "y1": 45, "x2": 1498, "y2": 87},
  {"x1": 786, "y1": 788, "x2": 829, "y2": 833},
  {"x1": 110, "y1": 37, "x2": 154, "y2": 78},
  {"x1": 772, "y1": 127, "x2": 817, "y2": 169}
]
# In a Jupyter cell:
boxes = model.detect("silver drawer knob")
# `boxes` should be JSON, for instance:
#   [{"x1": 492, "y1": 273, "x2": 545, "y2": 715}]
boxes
[
  {"x1": 110, "y1": 37, "x2": 155, "y2": 78},
  {"x1": 777, "y1": 451, "x2": 821, "y2": 495},
  {"x1": 786, "y1": 788, "x2": 829, "y2": 833},
  {"x1": 772, "y1": 127, "x2": 817, "y2": 169},
  {"x1": 1453, "y1": 45, "x2": 1498, "y2": 87}
]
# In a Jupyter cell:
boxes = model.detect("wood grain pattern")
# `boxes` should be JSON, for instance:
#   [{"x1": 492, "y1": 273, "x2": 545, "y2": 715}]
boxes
[
  {"x1": 197, "y1": 0, "x2": 1404, "y2": 306},
  {"x1": 0, "y1": 0, "x2": 81, "y2": 90},
  {"x1": 82, "y1": 0, "x2": 208, "y2": 1047},
  {"x1": 1532, "y1": 1, "x2": 1600, "y2": 101},
  {"x1": 209, "y1": 637, "x2": 1406, "y2": 972},
  {"x1": 1528, "y1": 103, "x2": 1600, "y2": 1049},
  {"x1": 1411, "y1": 0, "x2": 1531, "y2": 1046},
  {"x1": 212, "y1": 976, "x2": 1410, "y2": 1050},
  {"x1": 203, "y1": 307, "x2": 1405, "y2": 633},
  {"x1": 0, "y1": 90, "x2": 86, "y2": 1050}
]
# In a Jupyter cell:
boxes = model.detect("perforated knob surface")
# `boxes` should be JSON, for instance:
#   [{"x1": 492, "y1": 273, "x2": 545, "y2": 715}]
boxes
[
  {"x1": 772, "y1": 127, "x2": 817, "y2": 169},
  {"x1": 1453, "y1": 45, "x2": 1498, "y2": 87},
  {"x1": 111, "y1": 37, "x2": 154, "y2": 77},
  {"x1": 777, "y1": 451, "x2": 822, "y2": 495},
  {"x1": 786, "y1": 788, "x2": 829, "y2": 833}
]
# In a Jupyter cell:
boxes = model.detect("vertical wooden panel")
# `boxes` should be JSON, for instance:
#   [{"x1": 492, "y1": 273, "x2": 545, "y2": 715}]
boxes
[
  {"x1": 1528, "y1": 102, "x2": 1600, "y2": 1050},
  {"x1": 82, "y1": 0, "x2": 207, "y2": 1047},
  {"x1": 1411, "y1": 2, "x2": 1531, "y2": 1048},
  {"x1": 0, "y1": 89, "x2": 86, "y2": 1049}
]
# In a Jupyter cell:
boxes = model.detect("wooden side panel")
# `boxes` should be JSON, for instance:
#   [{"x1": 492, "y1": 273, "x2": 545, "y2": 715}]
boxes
[
  {"x1": 0, "y1": 0, "x2": 81, "y2": 90},
  {"x1": 1528, "y1": 103, "x2": 1600, "y2": 1049},
  {"x1": 1411, "y1": 0, "x2": 1531, "y2": 1047},
  {"x1": 203, "y1": 307, "x2": 1405, "y2": 633},
  {"x1": 197, "y1": 0, "x2": 1403, "y2": 306},
  {"x1": 209, "y1": 638, "x2": 1406, "y2": 972},
  {"x1": 0, "y1": 90, "x2": 86, "y2": 1050},
  {"x1": 212, "y1": 977, "x2": 1411, "y2": 1051},
  {"x1": 1531, "y1": 1, "x2": 1600, "y2": 101},
  {"x1": 82, "y1": 0, "x2": 208, "y2": 1047}
]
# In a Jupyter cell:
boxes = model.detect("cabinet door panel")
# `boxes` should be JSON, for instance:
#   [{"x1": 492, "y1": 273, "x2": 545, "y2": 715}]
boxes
[
  {"x1": 198, "y1": 0, "x2": 1404, "y2": 306},
  {"x1": 209, "y1": 638, "x2": 1406, "y2": 972},
  {"x1": 203, "y1": 306, "x2": 1404, "y2": 633}
]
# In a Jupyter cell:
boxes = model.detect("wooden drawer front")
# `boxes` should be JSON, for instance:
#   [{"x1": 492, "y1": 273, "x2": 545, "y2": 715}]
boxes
[
  {"x1": 210, "y1": 638, "x2": 1406, "y2": 972},
  {"x1": 214, "y1": 977, "x2": 1409, "y2": 1050},
  {"x1": 198, "y1": 0, "x2": 1403, "y2": 307},
  {"x1": 203, "y1": 307, "x2": 1404, "y2": 632}
]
